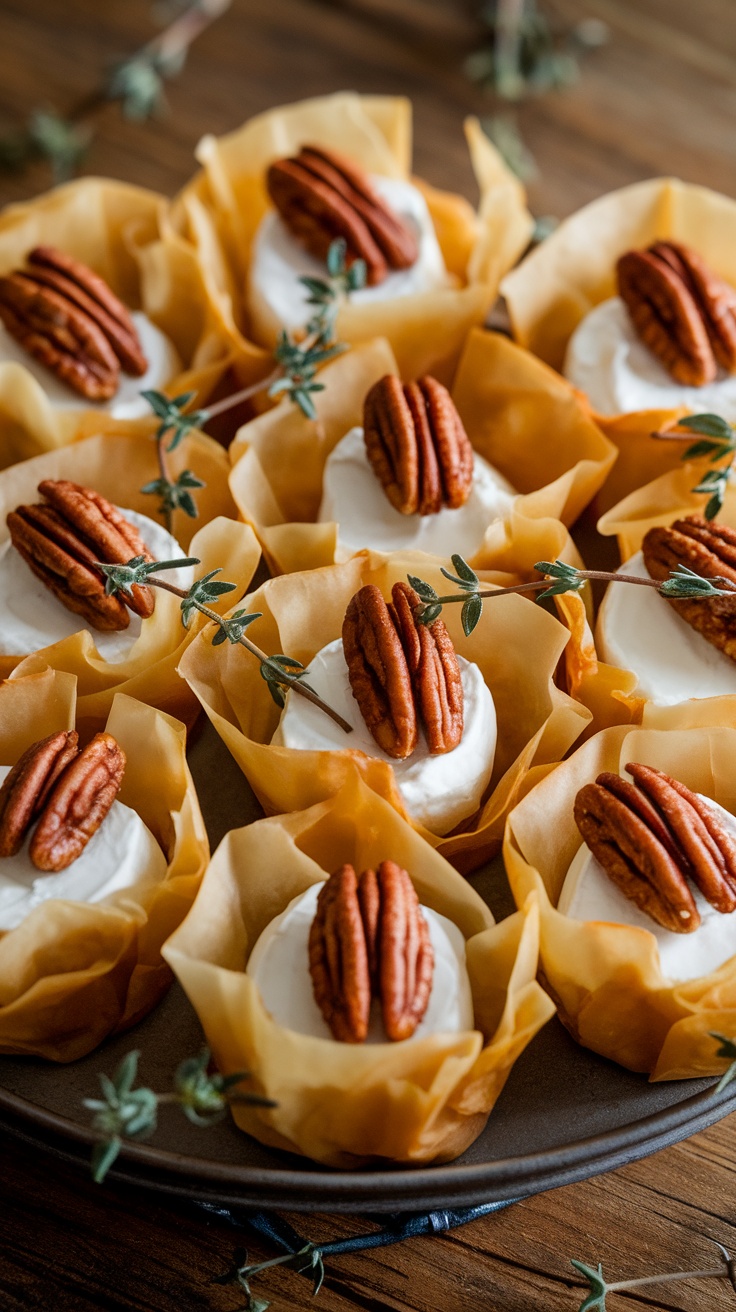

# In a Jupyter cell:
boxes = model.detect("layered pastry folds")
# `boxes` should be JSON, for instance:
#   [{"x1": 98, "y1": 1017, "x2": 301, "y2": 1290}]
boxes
[
  {"x1": 169, "y1": 92, "x2": 534, "y2": 383},
  {"x1": 163, "y1": 775, "x2": 554, "y2": 1167},
  {"x1": 178, "y1": 528, "x2": 592, "y2": 871},
  {"x1": 0, "y1": 669, "x2": 208, "y2": 1061},
  {"x1": 504, "y1": 713, "x2": 736, "y2": 1079},
  {"x1": 227, "y1": 330, "x2": 616, "y2": 577},
  {"x1": 0, "y1": 432, "x2": 259, "y2": 733},
  {"x1": 501, "y1": 178, "x2": 736, "y2": 507},
  {"x1": 0, "y1": 177, "x2": 237, "y2": 466}
]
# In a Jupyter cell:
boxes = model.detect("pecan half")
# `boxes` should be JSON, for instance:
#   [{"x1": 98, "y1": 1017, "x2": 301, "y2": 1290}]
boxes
[
  {"x1": 266, "y1": 145, "x2": 418, "y2": 286},
  {"x1": 0, "y1": 730, "x2": 79, "y2": 858},
  {"x1": 342, "y1": 584, "x2": 418, "y2": 759},
  {"x1": 616, "y1": 241, "x2": 736, "y2": 385},
  {"x1": 30, "y1": 732, "x2": 126, "y2": 872},
  {"x1": 574, "y1": 762, "x2": 736, "y2": 932},
  {"x1": 309, "y1": 860, "x2": 434, "y2": 1043},
  {"x1": 390, "y1": 581, "x2": 464, "y2": 753},
  {"x1": 343, "y1": 582, "x2": 464, "y2": 759},
  {"x1": 8, "y1": 478, "x2": 155, "y2": 632},
  {"x1": 0, "y1": 245, "x2": 147, "y2": 399},
  {"x1": 642, "y1": 515, "x2": 736, "y2": 660},
  {"x1": 363, "y1": 375, "x2": 474, "y2": 516}
]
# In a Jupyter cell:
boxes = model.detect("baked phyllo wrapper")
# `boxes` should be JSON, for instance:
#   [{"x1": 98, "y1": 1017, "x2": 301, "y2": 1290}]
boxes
[
  {"x1": 178, "y1": 535, "x2": 591, "y2": 872},
  {"x1": 228, "y1": 329, "x2": 616, "y2": 576},
  {"x1": 163, "y1": 774, "x2": 553, "y2": 1166},
  {"x1": 0, "y1": 435, "x2": 260, "y2": 733},
  {"x1": 501, "y1": 178, "x2": 736, "y2": 508},
  {"x1": 505, "y1": 712, "x2": 736, "y2": 1079},
  {"x1": 170, "y1": 92, "x2": 533, "y2": 384},
  {"x1": 0, "y1": 669, "x2": 208, "y2": 1061},
  {"x1": 0, "y1": 177, "x2": 241, "y2": 467}
]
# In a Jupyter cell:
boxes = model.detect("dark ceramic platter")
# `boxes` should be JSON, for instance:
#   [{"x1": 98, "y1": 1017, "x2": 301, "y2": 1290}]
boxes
[{"x1": 1, "y1": 718, "x2": 735, "y2": 1213}]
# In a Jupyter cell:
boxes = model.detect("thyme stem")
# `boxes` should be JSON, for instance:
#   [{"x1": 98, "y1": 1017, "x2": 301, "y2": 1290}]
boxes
[
  {"x1": 607, "y1": 1266, "x2": 727, "y2": 1293},
  {"x1": 204, "y1": 366, "x2": 282, "y2": 420},
  {"x1": 150, "y1": 576, "x2": 352, "y2": 733}
]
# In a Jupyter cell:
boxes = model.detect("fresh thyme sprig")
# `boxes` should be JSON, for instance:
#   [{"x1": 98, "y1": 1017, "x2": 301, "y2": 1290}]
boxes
[
  {"x1": 141, "y1": 236, "x2": 365, "y2": 448},
  {"x1": 407, "y1": 554, "x2": 736, "y2": 635},
  {"x1": 139, "y1": 388, "x2": 209, "y2": 534},
  {"x1": 97, "y1": 555, "x2": 353, "y2": 731},
  {"x1": 712, "y1": 1032, "x2": 736, "y2": 1093},
  {"x1": 652, "y1": 412, "x2": 736, "y2": 520},
  {"x1": 84, "y1": 1047, "x2": 272, "y2": 1184},
  {"x1": 219, "y1": 1244, "x2": 325, "y2": 1312},
  {"x1": 571, "y1": 1240, "x2": 736, "y2": 1312},
  {"x1": 0, "y1": 0, "x2": 231, "y2": 183}
]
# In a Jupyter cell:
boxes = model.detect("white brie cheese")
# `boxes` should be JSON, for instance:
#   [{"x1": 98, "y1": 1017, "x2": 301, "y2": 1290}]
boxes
[
  {"x1": 0, "y1": 762, "x2": 167, "y2": 932},
  {"x1": 558, "y1": 796, "x2": 736, "y2": 982},
  {"x1": 272, "y1": 637, "x2": 496, "y2": 834},
  {"x1": 0, "y1": 507, "x2": 195, "y2": 664},
  {"x1": 596, "y1": 550, "x2": 736, "y2": 706},
  {"x1": 0, "y1": 313, "x2": 182, "y2": 420},
  {"x1": 247, "y1": 176, "x2": 451, "y2": 343},
  {"x1": 318, "y1": 426, "x2": 516, "y2": 560},
  {"x1": 564, "y1": 296, "x2": 736, "y2": 419},
  {"x1": 246, "y1": 881, "x2": 475, "y2": 1042}
]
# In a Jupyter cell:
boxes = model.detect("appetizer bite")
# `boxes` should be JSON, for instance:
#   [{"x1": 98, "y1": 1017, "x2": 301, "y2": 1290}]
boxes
[{"x1": 164, "y1": 777, "x2": 553, "y2": 1166}]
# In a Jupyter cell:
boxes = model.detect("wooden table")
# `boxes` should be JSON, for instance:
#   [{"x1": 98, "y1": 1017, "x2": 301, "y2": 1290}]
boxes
[{"x1": 2, "y1": 1, "x2": 736, "y2": 1308}]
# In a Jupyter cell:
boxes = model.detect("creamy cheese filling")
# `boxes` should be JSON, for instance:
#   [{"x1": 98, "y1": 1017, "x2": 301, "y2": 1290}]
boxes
[
  {"x1": 564, "y1": 296, "x2": 736, "y2": 419},
  {"x1": 558, "y1": 796, "x2": 736, "y2": 982},
  {"x1": 246, "y1": 881, "x2": 475, "y2": 1042},
  {"x1": 596, "y1": 550, "x2": 736, "y2": 706},
  {"x1": 0, "y1": 507, "x2": 195, "y2": 664},
  {"x1": 0, "y1": 313, "x2": 181, "y2": 420},
  {"x1": 317, "y1": 426, "x2": 516, "y2": 560},
  {"x1": 0, "y1": 762, "x2": 167, "y2": 932},
  {"x1": 247, "y1": 176, "x2": 451, "y2": 342},
  {"x1": 271, "y1": 636, "x2": 496, "y2": 834}
]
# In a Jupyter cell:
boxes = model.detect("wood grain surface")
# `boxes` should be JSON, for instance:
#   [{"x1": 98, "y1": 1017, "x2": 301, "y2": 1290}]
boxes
[{"x1": 2, "y1": 1, "x2": 736, "y2": 1309}]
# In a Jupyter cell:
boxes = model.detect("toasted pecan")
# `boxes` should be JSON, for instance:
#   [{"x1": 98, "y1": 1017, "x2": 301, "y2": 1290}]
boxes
[
  {"x1": 574, "y1": 762, "x2": 736, "y2": 932},
  {"x1": 390, "y1": 581, "x2": 464, "y2": 753},
  {"x1": 642, "y1": 515, "x2": 736, "y2": 661},
  {"x1": 30, "y1": 732, "x2": 126, "y2": 872},
  {"x1": 0, "y1": 245, "x2": 147, "y2": 399},
  {"x1": 0, "y1": 731, "x2": 79, "y2": 858},
  {"x1": 617, "y1": 241, "x2": 736, "y2": 385},
  {"x1": 343, "y1": 584, "x2": 418, "y2": 759},
  {"x1": 309, "y1": 860, "x2": 433, "y2": 1043},
  {"x1": 7, "y1": 478, "x2": 156, "y2": 632},
  {"x1": 363, "y1": 375, "x2": 474, "y2": 516},
  {"x1": 266, "y1": 145, "x2": 418, "y2": 286}
]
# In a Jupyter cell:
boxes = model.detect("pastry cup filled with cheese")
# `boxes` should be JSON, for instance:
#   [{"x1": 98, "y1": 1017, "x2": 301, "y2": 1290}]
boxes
[
  {"x1": 163, "y1": 773, "x2": 553, "y2": 1167},
  {"x1": 0, "y1": 668, "x2": 208, "y2": 1061},
  {"x1": 178, "y1": 528, "x2": 592, "y2": 873},
  {"x1": 501, "y1": 178, "x2": 736, "y2": 509},
  {"x1": 0, "y1": 176, "x2": 246, "y2": 468},
  {"x1": 169, "y1": 91, "x2": 533, "y2": 385},
  {"x1": 587, "y1": 470, "x2": 736, "y2": 720},
  {"x1": 505, "y1": 712, "x2": 736, "y2": 1079},
  {"x1": 228, "y1": 328, "x2": 616, "y2": 576},
  {"x1": 0, "y1": 433, "x2": 261, "y2": 734}
]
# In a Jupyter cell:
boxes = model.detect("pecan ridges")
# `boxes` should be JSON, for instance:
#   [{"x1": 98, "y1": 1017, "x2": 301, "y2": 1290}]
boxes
[
  {"x1": 642, "y1": 515, "x2": 736, "y2": 661},
  {"x1": 309, "y1": 861, "x2": 434, "y2": 1043},
  {"x1": 7, "y1": 478, "x2": 155, "y2": 632},
  {"x1": 0, "y1": 245, "x2": 147, "y2": 400},
  {"x1": 617, "y1": 241, "x2": 736, "y2": 386},
  {"x1": 0, "y1": 730, "x2": 125, "y2": 872},
  {"x1": 363, "y1": 375, "x2": 474, "y2": 516},
  {"x1": 266, "y1": 145, "x2": 418, "y2": 286},
  {"x1": 574, "y1": 762, "x2": 736, "y2": 932},
  {"x1": 342, "y1": 582, "x2": 464, "y2": 760}
]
